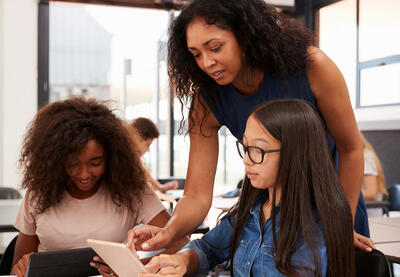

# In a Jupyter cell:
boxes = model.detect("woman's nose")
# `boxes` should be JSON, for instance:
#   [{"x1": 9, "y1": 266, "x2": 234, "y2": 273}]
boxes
[{"x1": 203, "y1": 54, "x2": 216, "y2": 69}]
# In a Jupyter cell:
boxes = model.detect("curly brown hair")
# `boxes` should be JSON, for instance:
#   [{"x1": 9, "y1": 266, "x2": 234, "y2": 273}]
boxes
[
  {"x1": 19, "y1": 97, "x2": 147, "y2": 216},
  {"x1": 168, "y1": 0, "x2": 315, "y2": 133}
]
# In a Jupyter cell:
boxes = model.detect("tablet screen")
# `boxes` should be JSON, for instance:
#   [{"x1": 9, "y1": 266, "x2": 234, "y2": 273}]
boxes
[{"x1": 87, "y1": 239, "x2": 148, "y2": 277}]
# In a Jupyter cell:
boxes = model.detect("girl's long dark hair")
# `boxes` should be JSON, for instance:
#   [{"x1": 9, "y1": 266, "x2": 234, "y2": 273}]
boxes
[
  {"x1": 168, "y1": 0, "x2": 315, "y2": 134},
  {"x1": 228, "y1": 99, "x2": 354, "y2": 276},
  {"x1": 19, "y1": 97, "x2": 147, "y2": 218}
]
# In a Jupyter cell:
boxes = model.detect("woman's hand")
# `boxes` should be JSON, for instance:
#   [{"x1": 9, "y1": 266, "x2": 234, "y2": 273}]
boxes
[
  {"x1": 139, "y1": 254, "x2": 187, "y2": 276},
  {"x1": 13, "y1": 253, "x2": 31, "y2": 277},
  {"x1": 90, "y1": 256, "x2": 118, "y2": 277},
  {"x1": 354, "y1": 231, "x2": 375, "y2": 252},
  {"x1": 127, "y1": 225, "x2": 174, "y2": 252}
]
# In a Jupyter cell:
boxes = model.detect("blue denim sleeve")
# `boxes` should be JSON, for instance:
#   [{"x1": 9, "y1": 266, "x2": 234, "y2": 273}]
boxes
[{"x1": 183, "y1": 215, "x2": 235, "y2": 276}]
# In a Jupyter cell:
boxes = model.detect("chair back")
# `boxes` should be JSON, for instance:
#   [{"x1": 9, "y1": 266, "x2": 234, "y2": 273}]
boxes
[
  {"x1": 388, "y1": 184, "x2": 400, "y2": 211},
  {"x1": 0, "y1": 235, "x2": 18, "y2": 274},
  {"x1": 355, "y1": 248, "x2": 391, "y2": 277},
  {"x1": 0, "y1": 187, "x2": 22, "y2": 200}
]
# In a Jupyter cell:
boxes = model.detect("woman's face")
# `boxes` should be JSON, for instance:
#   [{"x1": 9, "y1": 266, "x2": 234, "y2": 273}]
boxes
[
  {"x1": 186, "y1": 18, "x2": 243, "y2": 86},
  {"x1": 242, "y1": 115, "x2": 281, "y2": 190},
  {"x1": 65, "y1": 139, "x2": 106, "y2": 196}
]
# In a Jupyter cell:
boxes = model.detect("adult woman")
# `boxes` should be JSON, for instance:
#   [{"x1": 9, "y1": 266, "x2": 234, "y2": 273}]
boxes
[
  {"x1": 142, "y1": 99, "x2": 355, "y2": 277},
  {"x1": 11, "y1": 97, "x2": 186, "y2": 277},
  {"x1": 131, "y1": 0, "x2": 373, "y2": 252}
]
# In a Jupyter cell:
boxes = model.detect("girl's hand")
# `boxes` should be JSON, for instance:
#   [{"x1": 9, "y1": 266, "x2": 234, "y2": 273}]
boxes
[
  {"x1": 139, "y1": 254, "x2": 187, "y2": 276},
  {"x1": 354, "y1": 231, "x2": 375, "y2": 252},
  {"x1": 90, "y1": 255, "x2": 118, "y2": 277},
  {"x1": 127, "y1": 225, "x2": 173, "y2": 251},
  {"x1": 13, "y1": 253, "x2": 31, "y2": 277}
]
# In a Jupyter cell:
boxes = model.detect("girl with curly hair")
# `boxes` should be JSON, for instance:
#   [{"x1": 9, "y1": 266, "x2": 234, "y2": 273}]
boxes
[
  {"x1": 141, "y1": 99, "x2": 355, "y2": 276},
  {"x1": 130, "y1": 0, "x2": 374, "y2": 254},
  {"x1": 11, "y1": 97, "x2": 187, "y2": 277}
]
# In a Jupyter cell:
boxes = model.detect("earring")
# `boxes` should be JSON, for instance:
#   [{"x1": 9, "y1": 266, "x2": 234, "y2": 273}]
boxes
[{"x1": 242, "y1": 52, "x2": 245, "y2": 64}]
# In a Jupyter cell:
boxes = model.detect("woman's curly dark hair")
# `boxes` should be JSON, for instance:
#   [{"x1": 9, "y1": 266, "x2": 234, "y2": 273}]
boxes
[
  {"x1": 168, "y1": 0, "x2": 316, "y2": 133},
  {"x1": 19, "y1": 97, "x2": 147, "y2": 217}
]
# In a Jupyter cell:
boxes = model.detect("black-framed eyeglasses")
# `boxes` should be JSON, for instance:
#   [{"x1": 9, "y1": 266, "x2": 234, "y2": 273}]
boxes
[{"x1": 236, "y1": 140, "x2": 280, "y2": 164}]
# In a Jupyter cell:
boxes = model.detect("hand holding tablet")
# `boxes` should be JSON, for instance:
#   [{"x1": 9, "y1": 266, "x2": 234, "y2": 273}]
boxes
[{"x1": 87, "y1": 239, "x2": 148, "y2": 277}]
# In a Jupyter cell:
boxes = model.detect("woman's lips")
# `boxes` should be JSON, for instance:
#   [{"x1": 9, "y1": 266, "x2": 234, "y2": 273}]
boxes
[{"x1": 210, "y1": 70, "x2": 224, "y2": 81}]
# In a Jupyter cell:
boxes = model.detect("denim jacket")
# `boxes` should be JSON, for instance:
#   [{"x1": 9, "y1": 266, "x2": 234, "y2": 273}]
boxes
[{"x1": 185, "y1": 198, "x2": 327, "y2": 276}]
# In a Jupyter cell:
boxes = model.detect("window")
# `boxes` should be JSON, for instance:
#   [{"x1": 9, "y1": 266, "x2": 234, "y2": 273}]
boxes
[
  {"x1": 319, "y1": 0, "x2": 400, "y2": 108},
  {"x1": 47, "y1": 2, "x2": 170, "y2": 176}
]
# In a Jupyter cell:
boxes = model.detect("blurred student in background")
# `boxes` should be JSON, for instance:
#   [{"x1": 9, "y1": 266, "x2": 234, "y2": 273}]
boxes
[
  {"x1": 129, "y1": 117, "x2": 179, "y2": 193},
  {"x1": 361, "y1": 133, "x2": 388, "y2": 217}
]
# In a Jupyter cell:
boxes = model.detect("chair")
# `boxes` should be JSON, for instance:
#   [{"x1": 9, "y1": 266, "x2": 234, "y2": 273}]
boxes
[
  {"x1": 388, "y1": 184, "x2": 400, "y2": 212},
  {"x1": 355, "y1": 248, "x2": 392, "y2": 277},
  {"x1": 0, "y1": 234, "x2": 18, "y2": 275},
  {"x1": 0, "y1": 187, "x2": 22, "y2": 200},
  {"x1": 158, "y1": 178, "x2": 210, "y2": 235}
]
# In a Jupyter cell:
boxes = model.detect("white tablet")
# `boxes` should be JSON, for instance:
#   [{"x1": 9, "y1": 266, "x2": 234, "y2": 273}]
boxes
[{"x1": 87, "y1": 239, "x2": 148, "y2": 277}]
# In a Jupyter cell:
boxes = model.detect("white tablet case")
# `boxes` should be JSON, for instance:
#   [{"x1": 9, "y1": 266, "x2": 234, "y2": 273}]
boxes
[{"x1": 87, "y1": 239, "x2": 148, "y2": 277}]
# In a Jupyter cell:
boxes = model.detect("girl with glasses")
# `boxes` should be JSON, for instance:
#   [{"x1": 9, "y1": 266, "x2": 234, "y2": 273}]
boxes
[
  {"x1": 129, "y1": 0, "x2": 373, "y2": 254},
  {"x1": 141, "y1": 99, "x2": 355, "y2": 276}
]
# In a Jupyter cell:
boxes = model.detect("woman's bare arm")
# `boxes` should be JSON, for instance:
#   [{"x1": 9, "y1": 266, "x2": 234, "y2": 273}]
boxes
[
  {"x1": 134, "y1": 96, "x2": 221, "y2": 251},
  {"x1": 307, "y1": 46, "x2": 364, "y2": 222}
]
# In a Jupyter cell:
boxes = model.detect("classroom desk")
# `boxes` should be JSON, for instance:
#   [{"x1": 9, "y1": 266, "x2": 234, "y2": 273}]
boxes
[
  {"x1": 369, "y1": 217, "x2": 400, "y2": 264},
  {"x1": 369, "y1": 217, "x2": 400, "y2": 227},
  {"x1": 369, "y1": 221, "x2": 400, "y2": 244},
  {"x1": 212, "y1": 196, "x2": 238, "y2": 211},
  {"x1": 365, "y1": 200, "x2": 390, "y2": 211},
  {"x1": 0, "y1": 199, "x2": 22, "y2": 232},
  {"x1": 375, "y1": 242, "x2": 400, "y2": 264}
]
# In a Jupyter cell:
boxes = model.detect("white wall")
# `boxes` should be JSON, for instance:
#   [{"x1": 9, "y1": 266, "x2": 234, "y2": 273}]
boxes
[
  {"x1": 0, "y1": 1, "x2": 4, "y2": 187},
  {"x1": 356, "y1": 106, "x2": 400, "y2": 131},
  {"x1": 0, "y1": 0, "x2": 38, "y2": 189}
]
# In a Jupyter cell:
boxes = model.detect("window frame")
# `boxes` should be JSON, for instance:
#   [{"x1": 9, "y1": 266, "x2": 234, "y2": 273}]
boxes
[{"x1": 355, "y1": 0, "x2": 400, "y2": 108}]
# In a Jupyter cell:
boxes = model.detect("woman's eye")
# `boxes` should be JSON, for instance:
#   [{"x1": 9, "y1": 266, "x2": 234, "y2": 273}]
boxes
[
  {"x1": 91, "y1": 162, "x2": 102, "y2": 167},
  {"x1": 193, "y1": 53, "x2": 200, "y2": 59},
  {"x1": 211, "y1": 46, "x2": 221, "y2": 52}
]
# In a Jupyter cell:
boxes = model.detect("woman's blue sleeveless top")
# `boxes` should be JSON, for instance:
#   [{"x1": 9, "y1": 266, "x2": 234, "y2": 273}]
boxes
[{"x1": 202, "y1": 72, "x2": 370, "y2": 237}]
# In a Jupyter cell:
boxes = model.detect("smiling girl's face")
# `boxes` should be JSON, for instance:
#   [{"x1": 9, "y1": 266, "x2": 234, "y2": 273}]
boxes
[
  {"x1": 65, "y1": 139, "x2": 106, "y2": 198},
  {"x1": 242, "y1": 115, "x2": 281, "y2": 190}
]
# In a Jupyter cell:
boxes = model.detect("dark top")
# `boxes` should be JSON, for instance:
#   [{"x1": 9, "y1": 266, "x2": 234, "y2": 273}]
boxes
[{"x1": 202, "y1": 72, "x2": 370, "y2": 237}]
